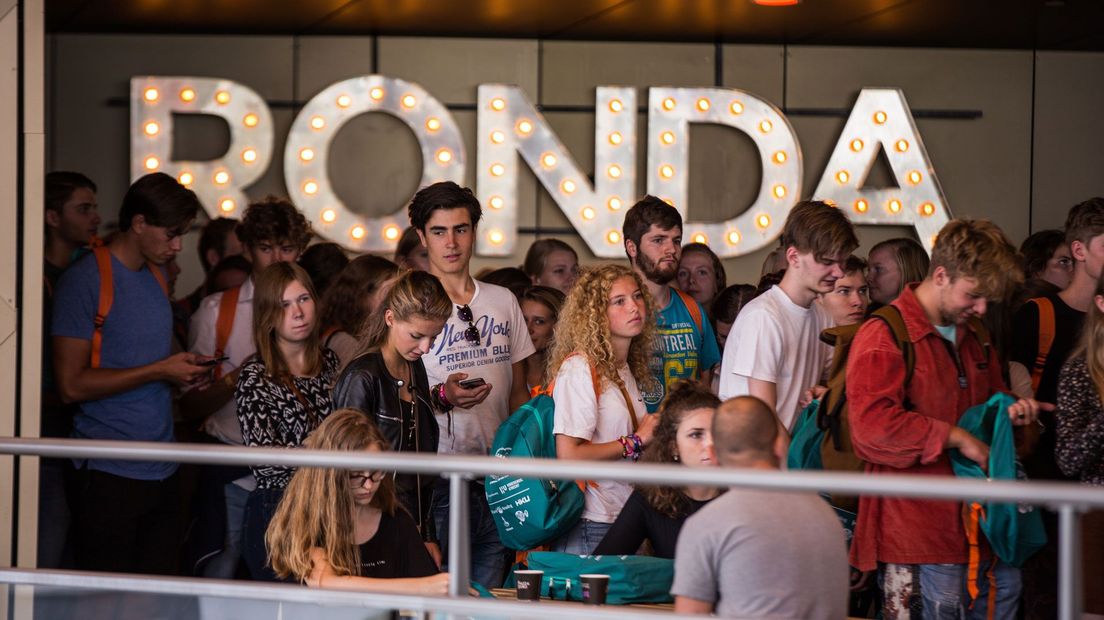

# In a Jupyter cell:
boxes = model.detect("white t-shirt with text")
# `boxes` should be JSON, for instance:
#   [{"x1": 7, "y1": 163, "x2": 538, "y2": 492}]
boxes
[
  {"x1": 551, "y1": 355, "x2": 645, "y2": 524},
  {"x1": 718, "y1": 285, "x2": 831, "y2": 431},
  {"x1": 422, "y1": 280, "x2": 535, "y2": 456}
]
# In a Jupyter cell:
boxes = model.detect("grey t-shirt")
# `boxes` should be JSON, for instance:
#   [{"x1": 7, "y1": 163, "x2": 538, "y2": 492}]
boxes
[{"x1": 671, "y1": 488, "x2": 849, "y2": 619}]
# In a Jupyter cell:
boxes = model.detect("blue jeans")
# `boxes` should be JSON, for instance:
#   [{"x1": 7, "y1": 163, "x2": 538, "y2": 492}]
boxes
[
  {"x1": 242, "y1": 487, "x2": 284, "y2": 582},
  {"x1": 882, "y1": 560, "x2": 1022, "y2": 620},
  {"x1": 432, "y1": 478, "x2": 510, "y2": 589},
  {"x1": 551, "y1": 519, "x2": 611, "y2": 556},
  {"x1": 202, "y1": 480, "x2": 250, "y2": 579}
]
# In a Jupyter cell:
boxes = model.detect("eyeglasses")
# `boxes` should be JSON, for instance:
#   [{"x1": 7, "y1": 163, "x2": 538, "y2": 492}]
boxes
[
  {"x1": 348, "y1": 471, "x2": 386, "y2": 488},
  {"x1": 456, "y1": 305, "x2": 480, "y2": 345}
]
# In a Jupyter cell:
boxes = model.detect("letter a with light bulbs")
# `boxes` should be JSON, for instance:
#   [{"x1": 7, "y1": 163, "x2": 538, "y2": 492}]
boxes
[{"x1": 132, "y1": 76, "x2": 949, "y2": 257}]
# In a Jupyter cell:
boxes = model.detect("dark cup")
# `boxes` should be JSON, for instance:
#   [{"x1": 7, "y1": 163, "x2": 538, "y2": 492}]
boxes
[
  {"x1": 580, "y1": 574, "x2": 610, "y2": 605},
  {"x1": 514, "y1": 570, "x2": 544, "y2": 601}
]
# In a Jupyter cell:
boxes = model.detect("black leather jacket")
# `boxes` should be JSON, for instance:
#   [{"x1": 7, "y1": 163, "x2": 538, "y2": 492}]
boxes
[{"x1": 332, "y1": 351, "x2": 440, "y2": 542}]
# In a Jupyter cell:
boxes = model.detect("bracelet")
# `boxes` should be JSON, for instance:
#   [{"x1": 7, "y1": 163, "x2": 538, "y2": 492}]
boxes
[
  {"x1": 617, "y1": 436, "x2": 631, "y2": 459},
  {"x1": 630, "y1": 434, "x2": 643, "y2": 461},
  {"x1": 432, "y1": 383, "x2": 454, "y2": 412}
]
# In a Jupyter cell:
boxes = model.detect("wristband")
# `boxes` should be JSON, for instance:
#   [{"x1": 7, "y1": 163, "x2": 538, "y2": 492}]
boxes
[
  {"x1": 617, "y1": 436, "x2": 631, "y2": 459},
  {"x1": 630, "y1": 434, "x2": 643, "y2": 462}
]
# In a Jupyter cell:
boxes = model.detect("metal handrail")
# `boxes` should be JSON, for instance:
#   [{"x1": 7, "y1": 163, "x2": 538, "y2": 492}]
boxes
[{"x1": 0, "y1": 436, "x2": 1097, "y2": 619}]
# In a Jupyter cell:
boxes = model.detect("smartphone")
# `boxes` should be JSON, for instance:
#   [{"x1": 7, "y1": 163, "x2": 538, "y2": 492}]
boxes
[
  {"x1": 199, "y1": 356, "x2": 230, "y2": 367},
  {"x1": 458, "y1": 377, "x2": 486, "y2": 389}
]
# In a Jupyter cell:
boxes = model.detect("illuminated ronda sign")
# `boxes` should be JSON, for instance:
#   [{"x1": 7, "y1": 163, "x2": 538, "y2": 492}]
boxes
[{"x1": 131, "y1": 76, "x2": 949, "y2": 258}]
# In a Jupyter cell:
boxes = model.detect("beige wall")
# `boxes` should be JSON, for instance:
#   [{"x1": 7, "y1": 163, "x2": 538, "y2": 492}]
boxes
[{"x1": 46, "y1": 35, "x2": 1104, "y2": 295}]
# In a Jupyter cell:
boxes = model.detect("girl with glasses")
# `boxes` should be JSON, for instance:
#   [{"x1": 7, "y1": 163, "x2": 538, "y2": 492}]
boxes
[
  {"x1": 267, "y1": 409, "x2": 448, "y2": 593},
  {"x1": 333, "y1": 270, "x2": 452, "y2": 568},
  {"x1": 236, "y1": 262, "x2": 339, "y2": 581}
]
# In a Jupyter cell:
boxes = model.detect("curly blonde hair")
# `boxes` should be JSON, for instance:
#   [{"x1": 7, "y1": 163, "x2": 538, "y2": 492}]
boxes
[{"x1": 546, "y1": 264, "x2": 657, "y2": 393}]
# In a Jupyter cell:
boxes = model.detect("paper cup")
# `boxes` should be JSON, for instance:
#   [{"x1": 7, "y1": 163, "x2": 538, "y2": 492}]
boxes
[
  {"x1": 580, "y1": 573, "x2": 610, "y2": 605},
  {"x1": 514, "y1": 569, "x2": 544, "y2": 601}
]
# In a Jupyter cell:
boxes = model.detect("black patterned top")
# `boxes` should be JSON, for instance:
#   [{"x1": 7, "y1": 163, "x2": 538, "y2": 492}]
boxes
[
  {"x1": 1056, "y1": 355, "x2": 1104, "y2": 486},
  {"x1": 235, "y1": 348, "x2": 339, "y2": 489}
]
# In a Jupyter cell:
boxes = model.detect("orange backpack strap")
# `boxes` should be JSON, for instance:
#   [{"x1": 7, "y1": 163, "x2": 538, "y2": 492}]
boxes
[
  {"x1": 673, "y1": 288, "x2": 703, "y2": 333},
  {"x1": 963, "y1": 502, "x2": 997, "y2": 620},
  {"x1": 321, "y1": 325, "x2": 340, "y2": 346},
  {"x1": 212, "y1": 286, "x2": 241, "y2": 379},
  {"x1": 90, "y1": 247, "x2": 115, "y2": 369},
  {"x1": 1029, "y1": 297, "x2": 1055, "y2": 392},
  {"x1": 147, "y1": 262, "x2": 169, "y2": 296}
]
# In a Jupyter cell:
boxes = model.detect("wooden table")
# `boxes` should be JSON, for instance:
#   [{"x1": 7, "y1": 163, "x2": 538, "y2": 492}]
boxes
[{"x1": 490, "y1": 588, "x2": 674, "y2": 610}]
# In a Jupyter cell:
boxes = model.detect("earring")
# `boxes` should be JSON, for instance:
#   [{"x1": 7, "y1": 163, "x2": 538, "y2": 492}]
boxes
[{"x1": 673, "y1": 454, "x2": 680, "y2": 462}]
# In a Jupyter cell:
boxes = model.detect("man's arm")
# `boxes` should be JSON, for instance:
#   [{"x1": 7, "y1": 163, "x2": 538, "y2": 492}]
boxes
[
  {"x1": 699, "y1": 366, "x2": 715, "y2": 391},
  {"x1": 178, "y1": 368, "x2": 239, "y2": 423},
  {"x1": 674, "y1": 596, "x2": 714, "y2": 615},
  {"x1": 53, "y1": 335, "x2": 211, "y2": 403}
]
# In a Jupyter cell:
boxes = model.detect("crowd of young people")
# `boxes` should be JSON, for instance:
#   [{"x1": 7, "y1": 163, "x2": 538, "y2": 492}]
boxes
[{"x1": 38, "y1": 168, "x2": 1104, "y2": 617}]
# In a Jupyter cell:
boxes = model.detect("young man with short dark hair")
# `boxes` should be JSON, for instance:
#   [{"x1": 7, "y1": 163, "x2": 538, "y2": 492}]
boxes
[
  {"x1": 718, "y1": 200, "x2": 858, "y2": 430},
  {"x1": 623, "y1": 196, "x2": 720, "y2": 412},
  {"x1": 52, "y1": 172, "x2": 214, "y2": 574},
  {"x1": 673, "y1": 395, "x2": 848, "y2": 618},
  {"x1": 410, "y1": 180, "x2": 534, "y2": 588},
  {"x1": 847, "y1": 219, "x2": 1051, "y2": 618},
  {"x1": 179, "y1": 216, "x2": 243, "y2": 317}
]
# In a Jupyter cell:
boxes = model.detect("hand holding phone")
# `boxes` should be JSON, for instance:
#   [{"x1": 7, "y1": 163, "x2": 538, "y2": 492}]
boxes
[
  {"x1": 458, "y1": 377, "x2": 486, "y2": 389},
  {"x1": 198, "y1": 355, "x2": 230, "y2": 367}
]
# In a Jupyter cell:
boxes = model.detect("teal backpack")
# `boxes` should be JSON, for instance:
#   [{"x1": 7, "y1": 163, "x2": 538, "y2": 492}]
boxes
[
  {"x1": 503, "y1": 551, "x2": 674, "y2": 604},
  {"x1": 485, "y1": 367, "x2": 598, "y2": 551},
  {"x1": 950, "y1": 392, "x2": 1047, "y2": 568}
]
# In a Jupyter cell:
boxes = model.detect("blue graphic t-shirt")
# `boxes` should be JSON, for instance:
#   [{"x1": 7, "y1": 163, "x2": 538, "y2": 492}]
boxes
[
  {"x1": 51, "y1": 250, "x2": 176, "y2": 480},
  {"x1": 642, "y1": 288, "x2": 721, "y2": 412}
]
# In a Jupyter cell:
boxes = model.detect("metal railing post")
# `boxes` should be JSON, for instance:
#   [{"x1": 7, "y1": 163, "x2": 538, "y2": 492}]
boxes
[
  {"x1": 1057, "y1": 503, "x2": 1083, "y2": 620},
  {"x1": 446, "y1": 473, "x2": 470, "y2": 598}
]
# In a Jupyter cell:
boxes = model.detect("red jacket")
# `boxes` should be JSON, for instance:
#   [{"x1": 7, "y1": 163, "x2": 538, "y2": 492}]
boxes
[{"x1": 845, "y1": 285, "x2": 1006, "y2": 570}]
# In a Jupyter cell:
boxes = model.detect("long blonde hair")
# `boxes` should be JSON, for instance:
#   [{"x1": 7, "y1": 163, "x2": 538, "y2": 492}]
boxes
[
  {"x1": 355, "y1": 270, "x2": 453, "y2": 356},
  {"x1": 1077, "y1": 273, "x2": 1104, "y2": 400},
  {"x1": 266, "y1": 409, "x2": 399, "y2": 583},
  {"x1": 252, "y1": 262, "x2": 324, "y2": 384},
  {"x1": 546, "y1": 264, "x2": 656, "y2": 392}
]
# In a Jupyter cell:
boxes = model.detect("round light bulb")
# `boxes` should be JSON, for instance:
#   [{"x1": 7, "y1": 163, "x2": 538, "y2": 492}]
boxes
[
  {"x1": 143, "y1": 156, "x2": 159, "y2": 171},
  {"x1": 561, "y1": 179, "x2": 576, "y2": 194},
  {"x1": 489, "y1": 196, "x2": 504, "y2": 210},
  {"x1": 490, "y1": 130, "x2": 505, "y2": 144},
  {"x1": 179, "y1": 88, "x2": 196, "y2": 102},
  {"x1": 660, "y1": 131, "x2": 675, "y2": 145},
  {"x1": 321, "y1": 209, "x2": 337, "y2": 223},
  {"x1": 920, "y1": 202, "x2": 936, "y2": 216},
  {"x1": 310, "y1": 116, "x2": 326, "y2": 130},
  {"x1": 215, "y1": 90, "x2": 231, "y2": 105},
  {"x1": 219, "y1": 198, "x2": 235, "y2": 213},
  {"x1": 517, "y1": 119, "x2": 533, "y2": 135},
  {"x1": 143, "y1": 121, "x2": 159, "y2": 136},
  {"x1": 490, "y1": 97, "x2": 506, "y2": 111},
  {"x1": 606, "y1": 230, "x2": 621, "y2": 244},
  {"x1": 436, "y1": 148, "x2": 453, "y2": 164},
  {"x1": 759, "y1": 119, "x2": 773, "y2": 133},
  {"x1": 401, "y1": 94, "x2": 417, "y2": 109},
  {"x1": 772, "y1": 184, "x2": 786, "y2": 199},
  {"x1": 729, "y1": 101, "x2": 744, "y2": 115},
  {"x1": 177, "y1": 172, "x2": 193, "y2": 185},
  {"x1": 143, "y1": 87, "x2": 159, "y2": 103},
  {"x1": 488, "y1": 230, "x2": 505, "y2": 245},
  {"x1": 608, "y1": 131, "x2": 622, "y2": 145},
  {"x1": 696, "y1": 98, "x2": 711, "y2": 112},
  {"x1": 661, "y1": 97, "x2": 676, "y2": 111},
  {"x1": 692, "y1": 233, "x2": 707, "y2": 244},
  {"x1": 490, "y1": 163, "x2": 505, "y2": 177},
  {"x1": 351, "y1": 225, "x2": 366, "y2": 240},
  {"x1": 369, "y1": 87, "x2": 385, "y2": 101},
  {"x1": 854, "y1": 199, "x2": 869, "y2": 213},
  {"x1": 241, "y1": 148, "x2": 257, "y2": 163},
  {"x1": 908, "y1": 170, "x2": 923, "y2": 184},
  {"x1": 772, "y1": 150, "x2": 787, "y2": 164},
  {"x1": 581, "y1": 206, "x2": 596, "y2": 220},
  {"x1": 384, "y1": 225, "x2": 401, "y2": 241},
  {"x1": 426, "y1": 117, "x2": 441, "y2": 132},
  {"x1": 302, "y1": 180, "x2": 319, "y2": 195},
  {"x1": 836, "y1": 170, "x2": 850, "y2": 184},
  {"x1": 850, "y1": 139, "x2": 864, "y2": 152},
  {"x1": 888, "y1": 199, "x2": 902, "y2": 213},
  {"x1": 726, "y1": 230, "x2": 741, "y2": 245},
  {"x1": 299, "y1": 147, "x2": 315, "y2": 162},
  {"x1": 541, "y1": 152, "x2": 557, "y2": 169},
  {"x1": 607, "y1": 197, "x2": 623, "y2": 211},
  {"x1": 873, "y1": 111, "x2": 887, "y2": 125},
  {"x1": 895, "y1": 139, "x2": 910, "y2": 153},
  {"x1": 607, "y1": 164, "x2": 622, "y2": 179},
  {"x1": 214, "y1": 170, "x2": 230, "y2": 185},
  {"x1": 756, "y1": 214, "x2": 771, "y2": 229},
  {"x1": 243, "y1": 113, "x2": 259, "y2": 128},
  {"x1": 336, "y1": 94, "x2": 352, "y2": 108},
  {"x1": 609, "y1": 99, "x2": 623, "y2": 113},
  {"x1": 659, "y1": 164, "x2": 675, "y2": 179}
]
